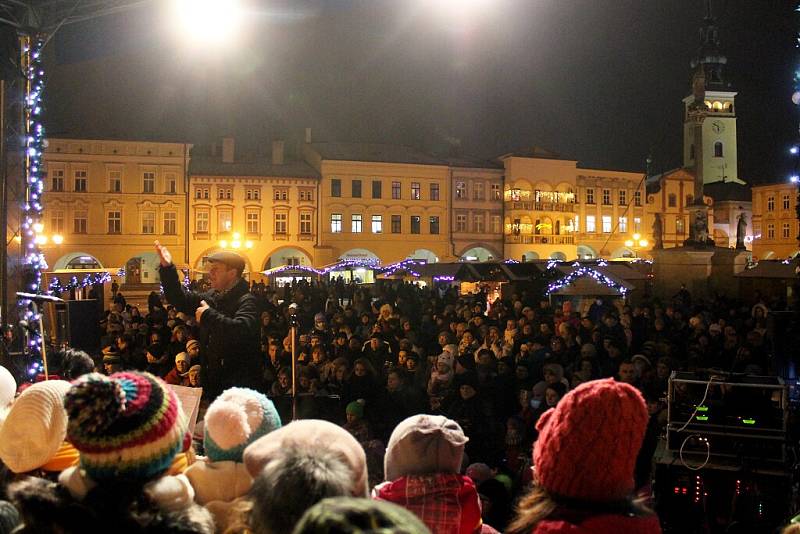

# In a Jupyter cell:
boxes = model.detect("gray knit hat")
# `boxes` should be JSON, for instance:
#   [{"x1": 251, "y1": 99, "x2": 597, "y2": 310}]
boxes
[{"x1": 384, "y1": 414, "x2": 468, "y2": 482}]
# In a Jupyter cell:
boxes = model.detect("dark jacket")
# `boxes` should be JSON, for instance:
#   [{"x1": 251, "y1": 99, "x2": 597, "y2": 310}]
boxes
[{"x1": 158, "y1": 264, "x2": 262, "y2": 398}]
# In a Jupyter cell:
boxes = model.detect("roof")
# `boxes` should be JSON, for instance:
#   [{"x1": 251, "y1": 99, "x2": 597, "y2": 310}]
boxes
[
  {"x1": 703, "y1": 181, "x2": 751, "y2": 202},
  {"x1": 735, "y1": 259, "x2": 799, "y2": 279},
  {"x1": 308, "y1": 142, "x2": 445, "y2": 166},
  {"x1": 443, "y1": 155, "x2": 504, "y2": 170},
  {"x1": 498, "y1": 146, "x2": 568, "y2": 160},
  {"x1": 190, "y1": 157, "x2": 320, "y2": 179}
]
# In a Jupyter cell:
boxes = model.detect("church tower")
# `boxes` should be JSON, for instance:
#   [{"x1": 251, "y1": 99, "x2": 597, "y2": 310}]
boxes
[{"x1": 682, "y1": 2, "x2": 742, "y2": 185}]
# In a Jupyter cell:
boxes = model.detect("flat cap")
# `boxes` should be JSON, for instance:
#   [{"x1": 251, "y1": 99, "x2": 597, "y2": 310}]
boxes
[{"x1": 204, "y1": 250, "x2": 245, "y2": 274}]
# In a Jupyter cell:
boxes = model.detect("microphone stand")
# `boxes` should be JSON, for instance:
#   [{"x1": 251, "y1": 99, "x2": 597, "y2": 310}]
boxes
[{"x1": 289, "y1": 309, "x2": 299, "y2": 420}]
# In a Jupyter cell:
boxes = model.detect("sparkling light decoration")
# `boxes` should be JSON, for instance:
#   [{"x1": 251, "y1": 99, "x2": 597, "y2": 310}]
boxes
[
  {"x1": 433, "y1": 275, "x2": 456, "y2": 282},
  {"x1": 18, "y1": 36, "x2": 48, "y2": 371},
  {"x1": 264, "y1": 258, "x2": 382, "y2": 277},
  {"x1": 48, "y1": 272, "x2": 111, "y2": 294},
  {"x1": 545, "y1": 266, "x2": 629, "y2": 296}
]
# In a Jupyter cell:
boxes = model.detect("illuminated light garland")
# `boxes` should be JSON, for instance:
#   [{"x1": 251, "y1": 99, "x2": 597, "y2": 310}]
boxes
[
  {"x1": 545, "y1": 266, "x2": 629, "y2": 296},
  {"x1": 433, "y1": 275, "x2": 456, "y2": 282},
  {"x1": 503, "y1": 259, "x2": 520, "y2": 264},
  {"x1": 48, "y1": 272, "x2": 111, "y2": 294},
  {"x1": 264, "y1": 258, "x2": 384, "y2": 278},
  {"x1": 17, "y1": 37, "x2": 47, "y2": 370},
  {"x1": 377, "y1": 259, "x2": 424, "y2": 279}
]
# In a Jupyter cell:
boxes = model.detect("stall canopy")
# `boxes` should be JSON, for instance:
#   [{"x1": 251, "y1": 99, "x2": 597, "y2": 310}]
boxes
[{"x1": 546, "y1": 265, "x2": 634, "y2": 297}]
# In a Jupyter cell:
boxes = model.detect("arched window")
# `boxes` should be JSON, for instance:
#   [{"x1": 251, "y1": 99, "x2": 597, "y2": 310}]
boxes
[{"x1": 714, "y1": 141, "x2": 723, "y2": 157}]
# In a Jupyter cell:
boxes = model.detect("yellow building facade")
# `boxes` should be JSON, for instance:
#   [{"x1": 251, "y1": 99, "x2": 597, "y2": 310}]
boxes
[
  {"x1": 303, "y1": 142, "x2": 454, "y2": 265},
  {"x1": 449, "y1": 158, "x2": 505, "y2": 261},
  {"x1": 41, "y1": 138, "x2": 190, "y2": 282},
  {"x1": 500, "y1": 148, "x2": 645, "y2": 261},
  {"x1": 189, "y1": 139, "x2": 320, "y2": 276},
  {"x1": 751, "y1": 181, "x2": 799, "y2": 260}
]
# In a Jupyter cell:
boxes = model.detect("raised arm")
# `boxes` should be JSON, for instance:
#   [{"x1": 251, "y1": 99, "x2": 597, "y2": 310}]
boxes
[{"x1": 155, "y1": 241, "x2": 203, "y2": 314}]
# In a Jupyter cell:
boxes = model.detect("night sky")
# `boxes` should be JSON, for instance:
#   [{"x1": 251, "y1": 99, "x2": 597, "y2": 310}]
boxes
[{"x1": 42, "y1": 0, "x2": 797, "y2": 183}]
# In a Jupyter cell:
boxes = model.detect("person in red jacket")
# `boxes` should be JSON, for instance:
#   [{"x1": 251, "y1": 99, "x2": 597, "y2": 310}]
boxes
[{"x1": 508, "y1": 378, "x2": 661, "y2": 534}]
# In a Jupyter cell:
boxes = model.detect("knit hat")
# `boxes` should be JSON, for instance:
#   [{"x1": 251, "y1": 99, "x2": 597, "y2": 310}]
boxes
[
  {"x1": 384, "y1": 414, "x2": 468, "y2": 482},
  {"x1": 203, "y1": 387, "x2": 282, "y2": 463},
  {"x1": 0, "y1": 365, "x2": 16, "y2": 408},
  {"x1": 345, "y1": 401, "x2": 364, "y2": 419},
  {"x1": 292, "y1": 496, "x2": 430, "y2": 534},
  {"x1": 64, "y1": 371, "x2": 188, "y2": 482},
  {"x1": 533, "y1": 378, "x2": 648, "y2": 502},
  {"x1": 186, "y1": 339, "x2": 200, "y2": 352},
  {"x1": 244, "y1": 419, "x2": 369, "y2": 497},
  {"x1": 0, "y1": 380, "x2": 72, "y2": 473},
  {"x1": 175, "y1": 352, "x2": 189, "y2": 365}
]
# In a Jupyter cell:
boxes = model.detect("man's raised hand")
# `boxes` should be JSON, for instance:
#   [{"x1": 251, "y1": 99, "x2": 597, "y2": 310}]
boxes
[{"x1": 154, "y1": 240, "x2": 173, "y2": 267}]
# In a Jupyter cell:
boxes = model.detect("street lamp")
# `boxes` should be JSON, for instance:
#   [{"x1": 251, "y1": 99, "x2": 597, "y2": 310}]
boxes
[{"x1": 624, "y1": 233, "x2": 649, "y2": 258}]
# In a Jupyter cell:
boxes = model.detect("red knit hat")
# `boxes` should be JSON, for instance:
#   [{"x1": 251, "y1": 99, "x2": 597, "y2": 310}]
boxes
[{"x1": 533, "y1": 378, "x2": 648, "y2": 502}]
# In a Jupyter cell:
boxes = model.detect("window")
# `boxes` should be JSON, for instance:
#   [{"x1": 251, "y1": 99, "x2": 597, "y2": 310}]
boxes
[
  {"x1": 245, "y1": 189, "x2": 261, "y2": 201},
  {"x1": 165, "y1": 173, "x2": 176, "y2": 194},
  {"x1": 455, "y1": 181, "x2": 466, "y2": 199},
  {"x1": 273, "y1": 188, "x2": 288, "y2": 201},
  {"x1": 74, "y1": 171, "x2": 87, "y2": 192},
  {"x1": 196, "y1": 211, "x2": 209, "y2": 233},
  {"x1": 634, "y1": 191, "x2": 642, "y2": 206},
  {"x1": 142, "y1": 212, "x2": 155, "y2": 234},
  {"x1": 352, "y1": 180, "x2": 362, "y2": 198},
  {"x1": 714, "y1": 141, "x2": 723, "y2": 157},
  {"x1": 331, "y1": 213, "x2": 342, "y2": 233},
  {"x1": 218, "y1": 187, "x2": 233, "y2": 200},
  {"x1": 430, "y1": 183, "x2": 440, "y2": 201},
  {"x1": 618, "y1": 217, "x2": 627, "y2": 233},
  {"x1": 668, "y1": 194, "x2": 677, "y2": 208},
  {"x1": 73, "y1": 211, "x2": 87, "y2": 234},
  {"x1": 195, "y1": 187, "x2": 210, "y2": 199},
  {"x1": 299, "y1": 189, "x2": 313, "y2": 201},
  {"x1": 163, "y1": 211, "x2": 176, "y2": 235},
  {"x1": 602, "y1": 189, "x2": 611, "y2": 205},
  {"x1": 51, "y1": 211, "x2": 65, "y2": 233},
  {"x1": 51, "y1": 169, "x2": 64, "y2": 191},
  {"x1": 351, "y1": 214, "x2": 362, "y2": 233},
  {"x1": 391, "y1": 215, "x2": 401, "y2": 233},
  {"x1": 456, "y1": 214, "x2": 467, "y2": 232},
  {"x1": 371, "y1": 215, "x2": 382, "y2": 233},
  {"x1": 676, "y1": 217, "x2": 685, "y2": 234},
  {"x1": 473, "y1": 213, "x2": 484, "y2": 233},
  {"x1": 392, "y1": 181, "x2": 401, "y2": 200},
  {"x1": 783, "y1": 222, "x2": 790, "y2": 239},
  {"x1": 218, "y1": 210, "x2": 232, "y2": 233},
  {"x1": 411, "y1": 182, "x2": 420, "y2": 200},
  {"x1": 491, "y1": 215, "x2": 501, "y2": 233},
  {"x1": 143, "y1": 172, "x2": 155, "y2": 193},
  {"x1": 474, "y1": 182, "x2": 484, "y2": 200},
  {"x1": 410, "y1": 215, "x2": 421, "y2": 234},
  {"x1": 430, "y1": 216, "x2": 439, "y2": 234},
  {"x1": 767, "y1": 196, "x2": 775, "y2": 212},
  {"x1": 586, "y1": 188, "x2": 595, "y2": 204},
  {"x1": 331, "y1": 179, "x2": 341, "y2": 197},
  {"x1": 275, "y1": 213, "x2": 287, "y2": 234},
  {"x1": 107, "y1": 211, "x2": 121, "y2": 234},
  {"x1": 618, "y1": 190, "x2": 626, "y2": 206},
  {"x1": 601, "y1": 215, "x2": 612, "y2": 233},
  {"x1": 633, "y1": 217, "x2": 641, "y2": 233},
  {"x1": 246, "y1": 212, "x2": 260, "y2": 234},
  {"x1": 300, "y1": 213, "x2": 312, "y2": 235},
  {"x1": 371, "y1": 180, "x2": 381, "y2": 199},
  {"x1": 491, "y1": 183, "x2": 501, "y2": 200},
  {"x1": 586, "y1": 215, "x2": 596, "y2": 233},
  {"x1": 109, "y1": 171, "x2": 122, "y2": 193},
  {"x1": 767, "y1": 223, "x2": 775, "y2": 239},
  {"x1": 783, "y1": 194, "x2": 790, "y2": 211}
]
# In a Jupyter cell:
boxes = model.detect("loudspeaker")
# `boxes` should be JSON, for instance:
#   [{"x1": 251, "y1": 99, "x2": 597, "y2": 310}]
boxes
[{"x1": 65, "y1": 300, "x2": 101, "y2": 352}]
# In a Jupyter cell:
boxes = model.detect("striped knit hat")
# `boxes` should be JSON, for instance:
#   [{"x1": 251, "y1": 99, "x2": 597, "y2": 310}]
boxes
[
  {"x1": 203, "y1": 387, "x2": 281, "y2": 463},
  {"x1": 64, "y1": 371, "x2": 188, "y2": 482}
]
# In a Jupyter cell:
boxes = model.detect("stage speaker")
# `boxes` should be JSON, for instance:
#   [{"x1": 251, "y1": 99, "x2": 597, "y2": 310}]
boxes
[{"x1": 65, "y1": 300, "x2": 101, "y2": 352}]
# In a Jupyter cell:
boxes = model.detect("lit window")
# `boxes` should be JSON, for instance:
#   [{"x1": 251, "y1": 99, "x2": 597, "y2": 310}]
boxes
[
  {"x1": 618, "y1": 217, "x2": 627, "y2": 233},
  {"x1": 163, "y1": 212, "x2": 176, "y2": 235},
  {"x1": 491, "y1": 183, "x2": 501, "y2": 200},
  {"x1": 246, "y1": 212, "x2": 259, "y2": 234},
  {"x1": 586, "y1": 215, "x2": 596, "y2": 233},
  {"x1": 218, "y1": 210, "x2": 232, "y2": 233},
  {"x1": 455, "y1": 182, "x2": 466, "y2": 199},
  {"x1": 371, "y1": 214, "x2": 382, "y2": 233},
  {"x1": 142, "y1": 212, "x2": 155, "y2": 234},
  {"x1": 783, "y1": 195, "x2": 790, "y2": 210},
  {"x1": 676, "y1": 217, "x2": 685, "y2": 234},
  {"x1": 196, "y1": 211, "x2": 209, "y2": 233},
  {"x1": 601, "y1": 215, "x2": 612, "y2": 233},
  {"x1": 491, "y1": 215, "x2": 501, "y2": 233},
  {"x1": 331, "y1": 213, "x2": 342, "y2": 233},
  {"x1": 411, "y1": 182, "x2": 420, "y2": 200},
  {"x1": 300, "y1": 213, "x2": 312, "y2": 235},
  {"x1": 633, "y1": 217, "x2": 641, "y2": 233},
  {"x1": 351, "y1": 214, "x2": 362, "y2": 233}
]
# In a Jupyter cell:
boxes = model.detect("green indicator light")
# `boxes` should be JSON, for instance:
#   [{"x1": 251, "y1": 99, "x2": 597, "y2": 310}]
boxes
[
  {"x1": 742, "y1": 418, "x2": 756, "y2": 425},
  {"x1": 696, "y1": 415, "x2": 709, "y2": 421},
  {"x1": 696, "y1": 406, "x2": 709, "y2": 412}
]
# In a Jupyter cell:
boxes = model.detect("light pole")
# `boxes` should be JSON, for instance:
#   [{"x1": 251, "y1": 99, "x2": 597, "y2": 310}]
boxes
[{"x1": 624, "y1": 233, "x2": 649, "y2": 259}]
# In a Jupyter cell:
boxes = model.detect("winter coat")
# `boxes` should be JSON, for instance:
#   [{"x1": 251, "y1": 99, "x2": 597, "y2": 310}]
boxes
[{"x1": 532, "y1": 513, "x2": 661, "y2": 533}]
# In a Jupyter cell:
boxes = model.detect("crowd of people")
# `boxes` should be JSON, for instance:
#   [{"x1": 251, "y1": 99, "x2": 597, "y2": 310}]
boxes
[{"x1": 0, "y1": 243, "x2": 790, "y2": 533}]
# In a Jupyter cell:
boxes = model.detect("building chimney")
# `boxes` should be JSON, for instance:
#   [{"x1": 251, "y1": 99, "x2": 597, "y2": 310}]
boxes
[
  {"x1": 305, "y1": 127, "x2": 312, "y2": 144},
  {"x1": 222, "y1": 137, "x2": 235, "y2": 163},
  {"x1": 272, "y1": 139, "x2": 285, "y2": 165}
]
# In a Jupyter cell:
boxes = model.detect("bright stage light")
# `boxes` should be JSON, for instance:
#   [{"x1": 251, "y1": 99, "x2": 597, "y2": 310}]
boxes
[
  {"x1": 52, "y1": 234, "x2": 63, "y2": 245},
  {"x1": 174, "y1": 0, "x2": 243, "y2": 45}
]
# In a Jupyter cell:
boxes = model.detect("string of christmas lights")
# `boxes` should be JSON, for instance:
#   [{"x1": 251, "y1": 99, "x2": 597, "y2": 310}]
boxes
[
  {"x1": 545, "y1": 266, "x2": 629, "y2": 296},
  {"x1": 18, "y1": 36, "x2": 47, "y2": 364}
]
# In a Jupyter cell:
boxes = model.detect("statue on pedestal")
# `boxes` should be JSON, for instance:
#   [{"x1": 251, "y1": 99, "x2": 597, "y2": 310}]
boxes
[
  {"x1": 736, "y1": 213, "x2": 747, "y2": 250},
  {"x1": 652, "y1": 213, "x2": 663, "y2": 250}
]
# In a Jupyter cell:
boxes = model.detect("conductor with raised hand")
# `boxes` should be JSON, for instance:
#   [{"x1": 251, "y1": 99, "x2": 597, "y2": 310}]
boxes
[{"x1": 155, "y1": 241, "x2": 262, "y2": 398}]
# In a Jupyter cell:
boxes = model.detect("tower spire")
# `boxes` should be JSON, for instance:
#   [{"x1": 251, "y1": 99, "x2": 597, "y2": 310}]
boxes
[{"x1": 690, "y1": 0, "x2": 730, "y2": 90}]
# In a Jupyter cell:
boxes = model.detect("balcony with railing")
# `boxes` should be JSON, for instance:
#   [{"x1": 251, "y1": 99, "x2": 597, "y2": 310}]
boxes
[
  {"x1": 505, "y1": 234, "x2": 575, "y2": 245},
  {"x1": 505, "y1": 189, "x2": 576, "y2": 213}
]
